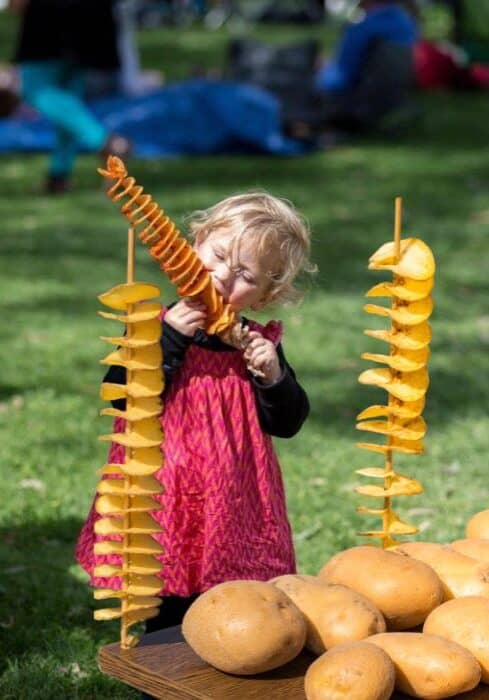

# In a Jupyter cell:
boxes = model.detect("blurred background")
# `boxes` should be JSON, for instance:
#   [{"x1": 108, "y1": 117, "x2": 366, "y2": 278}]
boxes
[{"x1": 0, "y1": 2, "x2": 488, "y2": 698}]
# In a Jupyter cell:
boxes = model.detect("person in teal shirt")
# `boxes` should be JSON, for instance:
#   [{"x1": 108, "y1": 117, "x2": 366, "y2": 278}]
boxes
[{"x1": 9, "y1": 0, "x2": 131, "y2": 194}]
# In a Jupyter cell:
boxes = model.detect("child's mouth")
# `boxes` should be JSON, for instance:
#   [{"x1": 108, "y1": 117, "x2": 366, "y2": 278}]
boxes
[{"x1": 212, "y1": 279, "x2": 227, "y2": 300}]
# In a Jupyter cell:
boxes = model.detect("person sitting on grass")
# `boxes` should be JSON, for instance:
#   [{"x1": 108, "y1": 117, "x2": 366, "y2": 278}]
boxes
[{"x1": 314, "y1": 0, "x2": 419, "y2": 135}]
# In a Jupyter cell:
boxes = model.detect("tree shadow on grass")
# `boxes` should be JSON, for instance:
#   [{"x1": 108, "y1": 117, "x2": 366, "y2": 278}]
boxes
[
  {"x1": 302, "y1": 339, "x2": 489, "y2": 435},
  {"x1": 0, "y1": 517, "x2": 137, "y2": 698},
  {"x1": 0, "y1": 517, "x2": 94, "y2": 662},
  {"x1": 1, "y1": 124, "x2": 488, "y2": 304}
]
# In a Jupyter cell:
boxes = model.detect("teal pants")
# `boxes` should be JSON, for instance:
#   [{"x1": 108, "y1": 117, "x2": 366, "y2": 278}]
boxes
[{"x1": 20, "y1": 61, "x2": 108, "y2": 177}]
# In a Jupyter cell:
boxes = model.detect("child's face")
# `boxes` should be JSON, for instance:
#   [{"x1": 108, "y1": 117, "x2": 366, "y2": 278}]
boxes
[{"x1": 194, "y1": 229, "x2": 273, "y2": 312}]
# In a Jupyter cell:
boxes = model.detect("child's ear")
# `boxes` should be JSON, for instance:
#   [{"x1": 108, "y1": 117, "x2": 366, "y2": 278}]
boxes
[{"x1": 193, "y1": 231, "x2": 205, "y2": 250}]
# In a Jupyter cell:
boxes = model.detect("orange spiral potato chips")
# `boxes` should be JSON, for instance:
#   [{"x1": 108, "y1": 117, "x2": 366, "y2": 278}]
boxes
[
  {"x1": 356, "y1": 219, "x2": 435, "y2": 548},
  {"x1": 93, "y1": 281, "x2": 164, "y2": 649},
  {"x1": 98, "y1": 156, "x2": 236, "y2": 335}
]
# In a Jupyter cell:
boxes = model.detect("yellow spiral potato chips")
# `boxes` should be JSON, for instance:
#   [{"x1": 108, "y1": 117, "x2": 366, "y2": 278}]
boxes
[
  {"x1": 364, "y1": 297, "x2": 433, "y2": 325},
  {"x1": 361, "y1": 346, "x2": 429, "y2": 372},
  {"x1": 99, "y1": 282, "x2": 160, "y2": 310},
  {"x1": 356, "y1": 397, "x2": 425, "y2": 420},
  {"x1": 356, "y1": 202, "x2": 435, "y2": 548},
  {"x1": 366, "y1": 276, "x2": 434, "y2": 302},
  {"x1": 93, "y1": 278, "x2": 165, "y2": 649},
  {"x1": 364, "y1": 321, "x2": 432, "y2": 350},
  {"x1": 368, "y1": 237, "x2": 435, "y2": 280},
  {"x1": 98, "y1": 156, "x2": 237, "y2": 335},
  {"x1": 358, "y1": 367, "x2": 429, "y2": 402}
]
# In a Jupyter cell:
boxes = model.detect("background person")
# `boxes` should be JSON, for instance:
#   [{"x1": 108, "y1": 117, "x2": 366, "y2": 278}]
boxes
[
  {"x1": 8, "y1": 0, "x2": 131, "y2": 193},
  {"x1": 314, "y1": 0, "x2": 419, "y2": 133}
]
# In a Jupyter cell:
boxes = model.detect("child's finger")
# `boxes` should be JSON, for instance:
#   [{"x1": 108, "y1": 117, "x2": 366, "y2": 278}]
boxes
[
  {"x1": 182, "y1": 303, "x2": 206, "y2": 314},
  {"x1": 245, "y1": 342, "x2": 271, "y2": 363},
  {"x1": 246, "y1": 346, "x2": 269, "y2": 367},
  {"x1": 246, "y1": 361, "x2": 266, "y2": 379},
  {"x1": 244, "y1": 345, "x2": 263, "y2": 360},
  {"x1": 182, "y1": 298, "x2": 206, "y2": 310},
  {"x1": 245, "y1": 336, "x2": 268, "y2": 352},
  {"x1": 181, "y1": 304, "x2": 207, "y2": 317},
  {"x1": 249, "y1": 348, "x2": 271, "y2": 368},
  {"x1": 246, "y1": 330, "x2": 262, "y2": 341},
  {"x1": 244, "y1": 341, "x2": 263, "y2": 360},
  {"x1": 244, "y1": 331, "x2": 264, "y2": 348},
  {"x1": 185, "y1": 311, "x2": 207, "y2": 324}
]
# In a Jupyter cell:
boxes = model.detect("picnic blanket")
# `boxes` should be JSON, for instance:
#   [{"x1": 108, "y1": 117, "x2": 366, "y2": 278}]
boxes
[{"x1": 0, "y1": 79, "x2": 309, "y2": 158}]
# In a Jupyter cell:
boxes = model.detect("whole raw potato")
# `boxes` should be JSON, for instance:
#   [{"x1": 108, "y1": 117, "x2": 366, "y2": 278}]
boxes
[
  {"x1": 450, "y1": 539, "x2": 489, "y2": 565},
  {"x1": 271, "y1": 574, "x2": 385, "y2": 655},
  {"x1": 390, "y1": 689, "x2": 489, "y2": 700},
  {"x1": 304, "y1": 641, "x2": 395, "y2": 700},
  {"x1": 424, "y1": 596, "x2": 489, "y2": 683},
  {"x1": 318, "y1": 546, "x2": 443, "y2": 630},
  {"x1": 466, "y1": 510, "x2": 489, "y2": 539},
  {"x1": 396, "y1": 541, "x2": 489, "y2": 600},
  {"x1": 368, "y1": 632, "x2": 481, "y2": 699},
  {"x1": 181, "y1": 580, "x2": 307, "y2": 675}
]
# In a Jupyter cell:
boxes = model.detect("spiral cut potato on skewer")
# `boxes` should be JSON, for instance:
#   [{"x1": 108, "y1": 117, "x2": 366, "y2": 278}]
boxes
[
  {"x1": 356, "y1": 206, "x2": 435, "y2": 548},
  {"x1": 98, "y1": 156, "x2": 236, "y2": 336},
  {"x1": 93, "y1": 280, "x2": 164, "y2": 649}
]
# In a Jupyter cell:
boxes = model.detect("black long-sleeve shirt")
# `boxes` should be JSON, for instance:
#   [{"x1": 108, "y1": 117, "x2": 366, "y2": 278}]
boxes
[{"x1": 104, "y1": 319, "x2": 309, "y2": 439}]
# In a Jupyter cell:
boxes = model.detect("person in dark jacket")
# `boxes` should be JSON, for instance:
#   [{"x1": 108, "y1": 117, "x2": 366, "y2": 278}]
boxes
[
  {"x1": 315, "y1": 0, "x2": 419, "y2": 133},
  {"x1": 9, "y1": 0, "x2": 130, "y2": 193}
]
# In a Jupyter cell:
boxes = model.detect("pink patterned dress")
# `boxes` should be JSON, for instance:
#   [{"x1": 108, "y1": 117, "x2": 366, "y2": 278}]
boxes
[{"x1": 76, "y1": 318, "x2": 296, "y2": 596}]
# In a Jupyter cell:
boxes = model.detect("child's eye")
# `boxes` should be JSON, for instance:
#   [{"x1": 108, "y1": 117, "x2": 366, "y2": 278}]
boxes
[
  {"x1": 213, "y1": 249, "x2": 225, "y2": 260},
  {"x1": 231, "y1": 264, "x2": 255, "y2": 284}
]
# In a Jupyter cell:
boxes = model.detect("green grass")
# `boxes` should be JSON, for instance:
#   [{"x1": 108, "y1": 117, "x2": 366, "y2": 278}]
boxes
[{"x1": 1, "y1": 6, "x2": 489, "y2": 698}]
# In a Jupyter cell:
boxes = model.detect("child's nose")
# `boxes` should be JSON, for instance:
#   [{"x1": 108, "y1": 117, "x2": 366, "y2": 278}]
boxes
[{"x1": 214, "y1": 261, "x2": 232, "y2": 283}]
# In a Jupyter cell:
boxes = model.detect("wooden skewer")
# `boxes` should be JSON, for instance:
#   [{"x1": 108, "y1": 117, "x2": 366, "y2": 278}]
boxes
[
  {"x1": 127, "y1": 226, "x2": 135, "y2": 285},
  {"x1": 122, "y1": 226, "x2": 135, "y2": 648},
  {"x1": 394, "y1": 196, "x2": 402, "y2": 263},
  {"x1": 383, "y1": 198, "x2": 402, "y2": 547}
]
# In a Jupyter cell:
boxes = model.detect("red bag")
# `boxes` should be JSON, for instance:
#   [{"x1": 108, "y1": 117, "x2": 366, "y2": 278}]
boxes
[{"x1": 414, "y1": 40, "x2": 464, "y2": 89}]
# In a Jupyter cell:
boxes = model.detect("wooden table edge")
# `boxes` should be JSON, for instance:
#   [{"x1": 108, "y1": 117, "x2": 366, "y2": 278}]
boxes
[{"x1": 99, "y1": 643, "x2": 209, "y2": 699}]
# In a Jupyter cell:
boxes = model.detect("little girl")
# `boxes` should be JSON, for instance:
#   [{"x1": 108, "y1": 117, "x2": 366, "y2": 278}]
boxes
[{"x1": 76, "y1": 190, "x2": 315, "y2": 632}]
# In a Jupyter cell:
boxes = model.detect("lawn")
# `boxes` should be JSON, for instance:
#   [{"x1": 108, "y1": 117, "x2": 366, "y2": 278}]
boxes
[{"x1": 0, "y1": 6, "x2": 488, "y2": 699}]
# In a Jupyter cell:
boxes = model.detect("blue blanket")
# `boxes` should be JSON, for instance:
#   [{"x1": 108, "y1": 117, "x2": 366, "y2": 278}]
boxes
[{"x1": 0, "y1": 79, "x2": 308, "y2": 158}]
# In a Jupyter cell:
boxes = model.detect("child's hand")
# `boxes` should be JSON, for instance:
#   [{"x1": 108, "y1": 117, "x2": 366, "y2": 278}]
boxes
[
  {"x1": 165, "y1": 298, "x2": 207, "y2": 336},
  {"x1": 243, "y1": 331, "x2": 282, "y2": 384}
]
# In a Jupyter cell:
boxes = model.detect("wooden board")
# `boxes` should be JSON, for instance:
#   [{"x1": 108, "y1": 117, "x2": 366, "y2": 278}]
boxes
[
  {"x1": 99, "y1": 627, "x2": 489, "y2": 700},
  {"x1": 99, "y1": 625, "x2": 313, "y2": 699}
]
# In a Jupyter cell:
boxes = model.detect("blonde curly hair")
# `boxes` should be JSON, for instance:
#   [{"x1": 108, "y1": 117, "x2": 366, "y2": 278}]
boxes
[{"x1": 186, "y1": 191, "x2": 316, "y2": 306}]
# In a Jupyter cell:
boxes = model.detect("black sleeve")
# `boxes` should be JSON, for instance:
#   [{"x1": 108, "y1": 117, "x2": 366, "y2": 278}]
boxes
[
  {"x1": 161, "y1": 321, "x2": 192, "y2": 377},
  {"x1": 102, "y1": 321, "x2": 192, "y2": 409},
  {"x1": 102, "y1": 363, "x2": 126, "y2": 411},
  {"x1": 251, "y1": 344, "x2": 309, "y2": 438}
]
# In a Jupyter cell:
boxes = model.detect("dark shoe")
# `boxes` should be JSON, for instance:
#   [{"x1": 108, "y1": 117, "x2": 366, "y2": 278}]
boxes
[
  {"x1": 100, "y1": 133, "x2": 132, "y2": 160},
  {"x1": 43, "y1": 173, "x2": 72, "y2": 195},
  {"x1": 0, "y1": 67, "x2": 20, "y2": 118},
  {"x1": 0, "y1": 87, "x2": 19, "y2": 118}
]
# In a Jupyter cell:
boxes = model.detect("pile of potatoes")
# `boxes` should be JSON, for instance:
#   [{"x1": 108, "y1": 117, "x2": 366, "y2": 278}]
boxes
[{"x1": 181, "y1": 509, "x2": 489, "y2": 700}]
